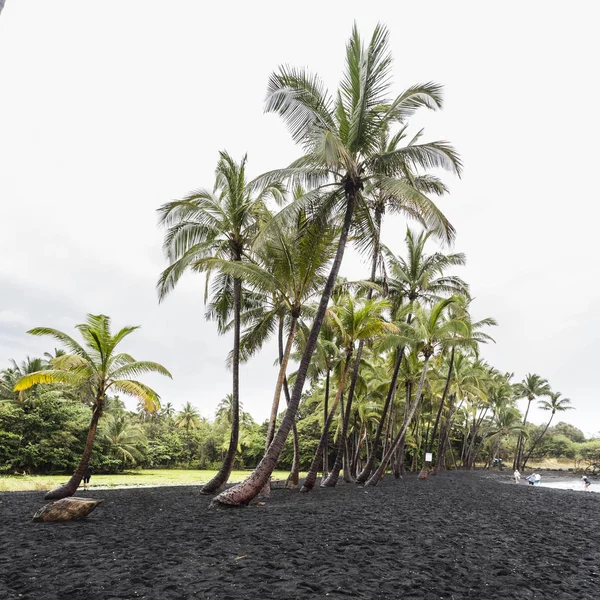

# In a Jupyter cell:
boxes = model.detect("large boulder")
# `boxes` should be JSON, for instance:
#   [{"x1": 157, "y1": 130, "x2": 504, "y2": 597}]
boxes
[{"x1": 33, "y1": 497, "x2": 103, "y2": 523}]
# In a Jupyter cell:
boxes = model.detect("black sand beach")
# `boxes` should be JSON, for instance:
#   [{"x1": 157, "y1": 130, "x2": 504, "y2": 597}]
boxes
[{"x1": 1, "y1": 471, "x2": 599, "y2": 599}]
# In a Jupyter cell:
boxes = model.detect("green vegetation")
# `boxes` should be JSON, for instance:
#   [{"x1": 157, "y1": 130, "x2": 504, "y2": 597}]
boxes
[{"x1": 0, "y1": 469, "x2": 298, "y2": 493}]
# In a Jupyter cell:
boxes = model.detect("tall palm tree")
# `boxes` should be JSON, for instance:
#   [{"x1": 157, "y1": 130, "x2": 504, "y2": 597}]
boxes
[
  {"x1": 158, "y1": 151, "x2": 283, "y2": 495},
  {"x1": 212, "y1": 24, "x2": 461, "y2": 508},
  {"x1": 513, "y1": 373, "x2": 551, "y2": 469},
  {"x1": 14, "y1": 314, "x2": 171, "y2": 499},
  {"x1": 521, "y1": 391, "x2": 573, "y2": 469}
]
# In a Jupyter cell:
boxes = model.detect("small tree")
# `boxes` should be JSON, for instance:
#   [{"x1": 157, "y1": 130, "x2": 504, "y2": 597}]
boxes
[{"x1": 14, "y1": 314, "x2": 171, "y2": 499}]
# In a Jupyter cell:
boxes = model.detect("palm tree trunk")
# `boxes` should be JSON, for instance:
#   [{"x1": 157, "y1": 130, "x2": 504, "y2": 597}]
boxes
[
  {"x1": 419, "y1": 347, "x2": 455, "y2": 480},
  {"x1": 322, "y1": 367, "x2": 330, "y2": 479},
  {"x1": 355, "y1": 348, "x2": 403, "y2": 483},
  {"x1": 260, "y1": 316, "x2": 297, "y2": 496},
  {"x1": 322, "y1": 345, "x2": 363, "y2": 487},
  {"x1": 365, "y1": 355, "x2": 431, "y2": 487},
  {"x1": 515, "y1": 397, "x2": 533, "y2": 470},
  {"x1": 44, "y1": 400, "x2": 104, "y2": 500},
  {"x1": 212, "y1": 190, "x2": 357, "y2": 507},
  {"x1": 304, "y1": 354, "x2": 352, "y2": 491},
  {"x1": 201, "y1": 276, "x2": 241, "y2": 494}
]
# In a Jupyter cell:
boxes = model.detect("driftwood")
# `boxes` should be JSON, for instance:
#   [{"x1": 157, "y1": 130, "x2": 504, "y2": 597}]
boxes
[{"x1": 32, "y1": 497, "x2": 103, "y2": 523}]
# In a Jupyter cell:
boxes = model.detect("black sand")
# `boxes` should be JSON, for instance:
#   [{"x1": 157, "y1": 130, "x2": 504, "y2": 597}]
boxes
[{"x1": 1, "y1": 471, "x2": 599, "y2": 599}]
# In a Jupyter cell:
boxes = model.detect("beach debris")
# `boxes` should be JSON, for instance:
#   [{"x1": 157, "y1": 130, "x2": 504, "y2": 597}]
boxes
[
  {"x1": 32, "y1": 497, "x2": 103, "y2": 522},
  {"x1": 234, "y1": 555, "x2": 248, "y2": 561},
  {"x1": 257, "y1": 502, "x2": 266, "y2": 507}
]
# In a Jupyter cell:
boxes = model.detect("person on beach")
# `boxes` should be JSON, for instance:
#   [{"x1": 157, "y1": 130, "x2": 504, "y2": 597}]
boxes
[
  {"x1": 582, "y1": 475, "x2": 591, "y2": 491},
  {"x1": 527, "y1": 474, "x2": 535, "y2": 486},
  {"x1": 534, "y1": 473, "x2": 541, "y2": 486},
  {"x1": 514, "y1": 469, "x2": 521, "y2": 483},
  {"x1": 83, "y1": 466, "x2": 92, "y2": 491}
]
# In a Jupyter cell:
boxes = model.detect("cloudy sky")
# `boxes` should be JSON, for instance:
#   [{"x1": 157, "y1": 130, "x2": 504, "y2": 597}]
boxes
[{"x1": 1, "y1": 1, "x2": 598, "y2": 435}]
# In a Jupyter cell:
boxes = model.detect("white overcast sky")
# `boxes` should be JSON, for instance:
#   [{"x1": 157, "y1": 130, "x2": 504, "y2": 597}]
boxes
[{"x1": 1, "y1": 1, "x2": 599, "y2": 435}]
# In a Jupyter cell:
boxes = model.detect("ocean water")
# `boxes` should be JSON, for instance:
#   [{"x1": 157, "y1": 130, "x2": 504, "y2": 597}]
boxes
[{"x1": 538, "y1": 480, "x2": 599, "y2": 493}]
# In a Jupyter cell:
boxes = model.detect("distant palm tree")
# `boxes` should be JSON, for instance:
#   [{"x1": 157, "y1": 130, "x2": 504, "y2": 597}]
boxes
[
  {"x1": 176, "y1": 402, "x2": 202, "y2": 431},
  {"x1": 513, "y1": 373, "x2": 551, "y2": 469},
  {"x1": 1, "y1": 356, "x2": 49, "y2": 407},
  {"x1": 521, "y1": 391, "x2": 573, "y2": 469},
  {"x1": 14, "y1": 314, "x2": 171, "y2": 499},
  {"x1": 158, "y1": 151, "x2": 283, "y2": 495},
  {"x1": 100, "y1": 413, "x2": 147, "y2": 464}
]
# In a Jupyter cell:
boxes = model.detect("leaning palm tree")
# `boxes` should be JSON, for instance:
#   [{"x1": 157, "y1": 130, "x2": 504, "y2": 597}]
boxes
[
  {"x1": 513, "y1": 373, "x2": 551, "y2": 469},
  {"x1": 521, "y1": 391, "x2": 573, "y2": 469},
  {"x1": 158, "y1": 151, "x2": 283, "y2": 495},
  {"x1": 14, "y1": 314, "x2": 171, "y2": 499},
  {"x1": 212, "y1": 23, "x2": 460, "y2": 508}
]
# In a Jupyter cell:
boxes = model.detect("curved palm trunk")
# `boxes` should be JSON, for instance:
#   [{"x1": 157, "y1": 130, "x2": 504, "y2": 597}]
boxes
[
  {"x1": 44, "y1": 400, "x2": 104, "y2": 500},
  {"x1": 522, "y1": 412, "x2": 554, "y2": 470},
  {"x1": 201, "y1": 277, "x2": 241, "y2": 494},
  {"x1": 301, "y1": 352, "x2": 352, "y2": 492},
  {"x1": 356, "y1": 349, "x2": 403, "y2": 483},
  {"x1": 285, "y1": 420, "x2": 301, "y2": 488},
  {"x1": 322, "y1": 345, "x2": 363, "y2": 487},
  {"x1": 419, "y1": 347, "x2": 455, "y2": 480},
  {"x1": 260, "y1": 316, "x2": 297, "y2": 496},
  {"x1": 211, "y1": 190, "x2": 357, "y2": 507},
  {"x1": 365, "y1": 356, "x2": 430, "y2": 487}
]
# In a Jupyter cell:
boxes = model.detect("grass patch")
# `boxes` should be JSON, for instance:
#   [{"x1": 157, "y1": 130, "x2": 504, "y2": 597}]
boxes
[{"x1": 0, "y1": 469, "x2": 299, "y2": 492}]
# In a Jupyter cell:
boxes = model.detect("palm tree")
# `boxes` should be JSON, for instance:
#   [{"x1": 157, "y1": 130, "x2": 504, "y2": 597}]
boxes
[
  {"x1": 158, "y1": 151, "x2": 283, "y2": 495},
  {"x1": 513, "y1": 373, "x2": 551, "y2": 469},
  {"x1": 176, "y1": 402, "x2": 202, "y2": 432},
  {"x1": 1, "y1": 356, "x2": 49, "y2": 407},
  {"x1": 14, "y1": 314, "x2": 171, "y2": 499},
  {"x1": 212, "y1": 23, "x2": 461, "y2": 508},
  {"x1": 99, "y1": 413, "x2": 147, "y2": 465},
  {"x1": 521, "y1": 391, "x2": 573, "y2": 469}
]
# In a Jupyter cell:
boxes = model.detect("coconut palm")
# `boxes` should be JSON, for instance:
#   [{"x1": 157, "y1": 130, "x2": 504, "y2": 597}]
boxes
[
  {"x1": 158, "y1": 151, "x2": 283, "y2": 495},
  {"x1": 13, "y1": 314, "x2": 171, "y2": 499},
  {"x1": 513, "y1": 373, "x2": 551, "y2": 469},
  {"x1": 176, "y1": 402, "x2": 202, "y2": 431},
  {"x1": 521, "y1": 391, "x2": 573, "y2": 469},
  {"x1": 212, "y1": 23, "x2": 460, "y2": 507}
]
